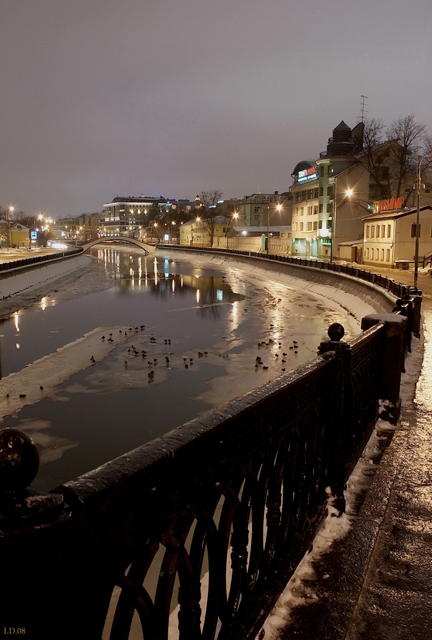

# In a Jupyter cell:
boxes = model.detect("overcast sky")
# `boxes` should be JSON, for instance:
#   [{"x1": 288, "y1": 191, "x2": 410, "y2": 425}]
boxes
[{"x1": 1, "y1": 0, "x2": 431, "y2": 218}]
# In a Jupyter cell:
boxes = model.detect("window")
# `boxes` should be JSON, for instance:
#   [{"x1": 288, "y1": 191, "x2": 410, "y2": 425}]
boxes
[
  {"x1": 366, "y1": 248, "x2": 370, "y2": 259},
  {"x1": 376, "y1": 225, "x2": 380, "y2": 238},
  {"x1": 411, "y1": 223, "x2": 421, "y2": 237},
  {"x1": 327, "y1": 185, "x2": 334, "y2": 198},
  {"x1": 308, "y1": 206, "x2": 313, "y2": 215},
  {"x1": 366, "y1": 225, "x2": 370, "y2": 239},
  {"x1": 382, "y1": 225, "x2": 385, "y2": 238},
  {"x1": 387, "y1": 224, "x2": 391, "y2": 238},
  {"x1": 300, "y1": 207, "x2": 304, "y2": 216},
  {"x1": 320, "y1": 166, "x2": 324, "y2": 177},
  {"x1": 307, "y1": 222, "x2": 312, "y2": 231},
  {"x1": 381, "y1": 249, "x2": 385, "y2": 261},
  {"x1": 299, "y1": 222, "x2": 303, "y2": 231},
  {"x1": 371, "y1": 248, "x2": 374, "y2": 259},
  {"x1": 371, "y1": 225, "x2": 375, "y2": 238},
  {"x1": 386, "y1": 249, "x2": 390, "y2": 262},
  {"x1": 319, "y1": 204, "x2": 323, "y2": 213},
  {"x1": 314, "y1": 205, "x2": 318, "y2": 215},
  {"x1": 328, "y1": 165, "x2": 334, "y2": 175},
  {"x1": 314, "y1": 188, "x2": 319, "y2": 198},
  {"x1": 313, "y1": 221, "x2": 318, "y2": 230},
  {"x1": 319, "y1": 187, "x2": 324, "y2": 197}
]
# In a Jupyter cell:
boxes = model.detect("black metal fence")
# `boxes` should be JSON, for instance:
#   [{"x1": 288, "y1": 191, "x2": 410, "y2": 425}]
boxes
[
  {"x1": 0, "y1": 255, "x2": 420, "y2": 640},
  {"x1": 158, "y1": 245, "x2": 413, "y2": 301},
  {"x1": 0, "y1": 247, "x2": 83, "y2": 273}
]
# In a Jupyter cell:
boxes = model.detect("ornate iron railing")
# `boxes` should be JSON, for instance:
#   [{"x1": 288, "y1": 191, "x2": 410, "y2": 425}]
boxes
[{"x1": 0, "y1": 263, "x2": 418, "y2": 640}]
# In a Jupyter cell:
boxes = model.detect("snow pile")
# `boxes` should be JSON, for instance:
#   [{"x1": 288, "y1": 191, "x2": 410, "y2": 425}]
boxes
[
  {"x1": 257, "y1": 414, "x2": 397, "y2": 639},
  {"x1": 0, "y1": 326, "x2": 130, "y2": 421},
  {"x1": 0, "y1": 253, "x2": 92, "y2": 301}
]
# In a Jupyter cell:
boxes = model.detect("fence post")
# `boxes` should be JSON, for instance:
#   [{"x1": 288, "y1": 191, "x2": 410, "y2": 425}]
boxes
[
  {"x1": 318, "y1": 323, "x2": 352, "y2": 515},
  {"x1": 0, "y1": 427, "x2": 71, "y2": 636},
  {"x1": 408, "y1": 288, "x2": 422, "y2": 338},
  {"x1": 360, "y1": 314, "x2": 407, "y2": 424}
]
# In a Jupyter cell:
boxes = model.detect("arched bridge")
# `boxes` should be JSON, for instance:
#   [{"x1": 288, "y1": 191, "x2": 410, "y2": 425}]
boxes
[{"x1": 82, "y1": 237, "x2": 157, "y2": 254}]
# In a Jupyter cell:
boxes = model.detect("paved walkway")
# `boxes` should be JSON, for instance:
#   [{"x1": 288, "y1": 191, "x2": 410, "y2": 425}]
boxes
[{"x1": 269, "y1": 265, "x2": 432, "y2": 639}]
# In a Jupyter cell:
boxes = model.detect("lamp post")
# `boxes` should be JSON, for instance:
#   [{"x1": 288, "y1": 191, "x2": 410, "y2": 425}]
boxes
[
  {"x1": 5, "y1": 206, "x2": 14, "y2": 249},
  {"x1": 329, "y1": 189, "x2": 353, "y2": 263},
  {"x1": 267, "y1": 203, "x2": 282, "y2": 255},
  {"x1": 414, "y1": 157, "x2": 424, "y2": 289}
]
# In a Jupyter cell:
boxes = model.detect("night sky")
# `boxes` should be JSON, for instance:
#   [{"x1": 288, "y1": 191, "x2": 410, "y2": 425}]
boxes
[{"x1": 1, "y1": 0, "x2": 431, "y2": 218}]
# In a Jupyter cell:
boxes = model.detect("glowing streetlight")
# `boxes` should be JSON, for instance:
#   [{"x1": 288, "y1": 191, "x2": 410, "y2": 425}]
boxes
[
  {"x1": 330, "y1": 188, "x2": 353, "y2": 263},
  {"x1": 5, "y1": 206, "x2": 14, "y2": 248},
  {"x1": 267, "y1": 201, "x2": 283, "y2": 255}
]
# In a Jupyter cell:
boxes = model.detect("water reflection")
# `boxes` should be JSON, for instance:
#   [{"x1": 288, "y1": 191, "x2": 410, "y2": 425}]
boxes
[
  {"x1": 91, "y1": 247, "x2": 244, "y2": 306},
  {"x1": 0, "y1": 249, "x2": 244, "y2": 379}
]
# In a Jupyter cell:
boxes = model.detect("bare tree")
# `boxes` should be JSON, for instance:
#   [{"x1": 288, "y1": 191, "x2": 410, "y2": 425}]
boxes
[
  {"x1": 385, "y1": 114, "x2": 427, "y2": 197},
  {"x1": 199, "y1": 190, "x2": 223, "y2": 247},
  {"x1": 358, "y1": 115, "x2": 431, "y2": 203}
]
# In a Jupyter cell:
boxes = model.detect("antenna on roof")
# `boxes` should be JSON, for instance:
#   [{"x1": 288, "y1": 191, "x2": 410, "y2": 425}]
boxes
[{"x1": 360, "y1": 95, "x2": 368, "y2": 122}]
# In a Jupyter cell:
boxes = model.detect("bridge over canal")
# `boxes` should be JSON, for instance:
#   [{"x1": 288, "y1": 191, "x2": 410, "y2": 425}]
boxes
[{"x1": 82, "y1": 236, "x2": 157, "y2": 254}]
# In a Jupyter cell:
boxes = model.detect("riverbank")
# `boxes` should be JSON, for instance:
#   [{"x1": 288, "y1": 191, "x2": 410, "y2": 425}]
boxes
[{"x1": 0, "y1": 253, "x2": 93, "y2": 319}]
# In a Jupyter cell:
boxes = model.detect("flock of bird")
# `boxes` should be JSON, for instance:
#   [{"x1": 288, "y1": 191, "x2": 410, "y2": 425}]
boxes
[
  {"x1": 92, "y1": 323, "x2": 301, "y2": 384},
  {"x1": 4, "y1": 323, "x2": 301, "y2": 401}
]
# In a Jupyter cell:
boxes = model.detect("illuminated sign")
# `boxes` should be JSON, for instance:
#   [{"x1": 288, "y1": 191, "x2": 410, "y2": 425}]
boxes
[
  {"x1": 373, "y1": 197, "x2": 404, "y2": 213},
  {"x1": 298, "y1": 166, "x2": 317, "y2": 183},
  {"x1": 31, "y1": 231, "x2": 37, "y2": 240}
]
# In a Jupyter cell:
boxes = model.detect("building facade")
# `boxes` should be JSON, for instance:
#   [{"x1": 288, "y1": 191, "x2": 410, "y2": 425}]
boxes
[{"x1": 362, "y1": 204, "x2": 432, "y2": 268}]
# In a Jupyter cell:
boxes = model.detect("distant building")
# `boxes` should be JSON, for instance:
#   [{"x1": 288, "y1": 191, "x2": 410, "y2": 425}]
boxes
[
  {"x1": 179, "y1": 216, "x2": 233, "y2": 247},
  {"x1": 288, "y1": 120, "x2": 432, "y2": 260},
  {"x1": 8, "y1": 223, "x2": 30, "y2": 248},
  {"x1": 362, "y1": 204, "x2": 432, "y2": 268},
  {"x1": 237, "y1": 192, "x2": 291, "y2": 227}
]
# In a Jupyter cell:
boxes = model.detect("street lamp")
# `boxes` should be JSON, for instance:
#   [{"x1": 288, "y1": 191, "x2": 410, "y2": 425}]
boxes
[
  {"x1": 414, "y1": 157, "x2": 425, "y2": 289},
  {"x1": 267, "y1": 203, "x2": 282, "y2": 255},
  {"x1": 329, "y1": 189, "x2": 353, "y2": 263},
  {"x1": 5, "y1": 206, "x2": 14, "y2": 249}
]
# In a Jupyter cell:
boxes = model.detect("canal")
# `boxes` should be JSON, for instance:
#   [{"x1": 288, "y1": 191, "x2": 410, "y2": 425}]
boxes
[{"x1": 0, "y1": 246, "x2": 360, "y2": 491}]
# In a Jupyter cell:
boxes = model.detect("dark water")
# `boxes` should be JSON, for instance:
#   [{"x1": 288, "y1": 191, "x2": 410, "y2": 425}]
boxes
[{"x1": 0, "y1": 247, "x2": 357, "y2": 490}]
